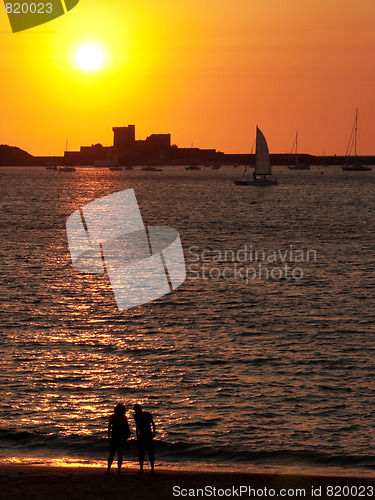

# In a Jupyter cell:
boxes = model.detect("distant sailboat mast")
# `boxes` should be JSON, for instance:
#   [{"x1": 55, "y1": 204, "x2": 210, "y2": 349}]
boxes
[
  {"x1": 240, "y1": 139, "x2": 255, "y2": 180},
  {"x1": 345, "y1": 108, "x2": 359, "y2": 159},
  {"x1": 288, "y1": 130, "x2": 310, "y2": 170},
  {"x1": 342, "y1": 109, "x2": 371, "y2": 171},
  {"x1": 293, "y1": 131, "x2": 299, "y2": 165},
  {"x1": 354, "y1": 108, "x2": 358, "y2": 158}
]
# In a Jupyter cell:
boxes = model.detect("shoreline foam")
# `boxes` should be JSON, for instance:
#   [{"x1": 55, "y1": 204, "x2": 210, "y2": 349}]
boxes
[{"x1": 1, "y1": 456, "x2": 374, "y2": 478}]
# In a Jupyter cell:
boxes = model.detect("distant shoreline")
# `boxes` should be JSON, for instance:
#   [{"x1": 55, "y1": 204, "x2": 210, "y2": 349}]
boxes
[
  {"x1": 1, "y1": 159, "x2": 375, "y2": 167},
  {"x1": 1, "y1": 144, "x2": 375, "y2": 167}
]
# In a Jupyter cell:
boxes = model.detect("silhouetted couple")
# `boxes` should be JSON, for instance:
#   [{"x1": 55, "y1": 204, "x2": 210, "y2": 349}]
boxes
[{"x1": 107, "y1": 403, "x2": 155, "y2": 475}]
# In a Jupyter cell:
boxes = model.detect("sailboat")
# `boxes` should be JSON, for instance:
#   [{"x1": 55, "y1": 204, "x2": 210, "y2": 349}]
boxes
[
  {"x1": 58, "y1": 140, "x2": 76, "y2": 172},
  {"x1": 59, "y1": 165, "x2": 76, "y2": 172},
  {"x1": 342, "y1": 109, "x2": 372, "y2": 171},
  {"x1": 288, "y1": 131, "x2": 310, "y2": 170},
  {"x1": 141, "y1": 166, "x2": 163, "y2": 171},
  {"x1": 185, "y1": 165, "x2": 201, "y2": 170},
  {"x1": 235, "y1": 127, "x2": 277, "y2": 186}
]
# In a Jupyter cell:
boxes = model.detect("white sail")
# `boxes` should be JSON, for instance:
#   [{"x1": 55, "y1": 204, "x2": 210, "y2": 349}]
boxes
[{"x1": 255, "y1": 127, "x2": 271, "y2": 175}]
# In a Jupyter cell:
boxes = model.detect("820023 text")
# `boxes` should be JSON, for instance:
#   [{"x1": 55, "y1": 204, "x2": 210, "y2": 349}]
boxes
[
  {"x1": 5, "y1": 3, "x2": 53, "y2": 13},
  {"x1": 325, "y1": 484, "x2": 374, "y2": 497}
]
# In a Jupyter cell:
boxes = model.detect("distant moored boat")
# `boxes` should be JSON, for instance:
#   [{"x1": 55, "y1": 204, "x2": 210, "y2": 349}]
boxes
[
  {"x1": 93, "y1": 159, "x2": 120, "y2": 169},
  {"x1": 58, "y1": 166, "x2": 76, "y2": 172},
  {"x1": 342, "y1": 109, "x2": 372, "y2": 171},
  {"x1": 142, "y1": 166, "x2": 163, "y2": 171},
  {"x1": 288, "y1": 131, "x2": 310, "y2": 170},
  {"x1": 59, "y1": 140, "x2": 76, "y2": 172}
]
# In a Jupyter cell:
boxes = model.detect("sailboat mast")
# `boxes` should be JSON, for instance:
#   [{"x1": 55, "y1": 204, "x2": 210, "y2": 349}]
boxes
[
  {"x1": 295, "y1": 131, "x2": 299, "y2": 164},
  {"x1": 354, "y1": 109, "x2": 358, "y2": 157}
]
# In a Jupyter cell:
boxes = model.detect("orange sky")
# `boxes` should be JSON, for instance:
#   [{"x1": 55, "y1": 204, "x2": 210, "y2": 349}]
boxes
[{"x1": 1, "y1": 0, "x2": 375, "y2": 156}]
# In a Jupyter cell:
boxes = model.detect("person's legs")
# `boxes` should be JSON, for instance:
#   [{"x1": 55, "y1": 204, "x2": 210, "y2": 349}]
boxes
[
  {"x1": 137, "y1": 437, "x2": 145, "y2": 473},
  {"x1": 107, "y1": 448, "x2": 116, "y2": 474},
  {"x1": 117, "y1": 449, "x2": 123, "y2": 474},
  {"x1": 146, "y1": 437, "x2": 155, "y2": 472}
]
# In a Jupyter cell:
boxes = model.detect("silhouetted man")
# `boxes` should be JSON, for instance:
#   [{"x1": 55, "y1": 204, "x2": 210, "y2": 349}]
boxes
[{"x1": 133, "y1": 404, "x2": 156, "y2": 474}]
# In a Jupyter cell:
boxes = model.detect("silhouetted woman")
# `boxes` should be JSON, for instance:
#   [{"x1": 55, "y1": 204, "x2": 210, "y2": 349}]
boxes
[
  {"x1": 107, "y1": 403, "x2": 130, "y2": 475},
  {"x1": 133, "y1": 404, "x2": 156, "y2": 474}
]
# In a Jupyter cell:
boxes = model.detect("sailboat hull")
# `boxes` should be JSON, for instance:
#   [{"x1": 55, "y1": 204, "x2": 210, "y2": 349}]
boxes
[
  {"x1": 342, "y1": 165, "x2": 372, "y2": 171},
  {"x1": 342, "y1": 110, "x2": 371, "y2": 171},
  {"x1": 59, "y1": 166, "x2": 76, "y2": 172},
  {"x1": 288, "y1": 165, "x2": 310, "y2": 170},
  {"x1": 235, "y1": 177, "x2": 277, "y2": 186},
  {"x1": 249, "y1": 177, "x2": 277, "y2": 186}
]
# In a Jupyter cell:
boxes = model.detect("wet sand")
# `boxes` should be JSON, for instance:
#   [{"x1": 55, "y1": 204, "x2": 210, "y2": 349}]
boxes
[{"x1": 0, "y1": 465, "x2": 374, "y2": 500}]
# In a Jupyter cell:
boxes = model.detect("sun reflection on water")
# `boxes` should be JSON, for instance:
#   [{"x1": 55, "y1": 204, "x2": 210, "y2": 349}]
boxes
[{"x1": 0, "y1": 167, "x2": 374, "y2": 472}]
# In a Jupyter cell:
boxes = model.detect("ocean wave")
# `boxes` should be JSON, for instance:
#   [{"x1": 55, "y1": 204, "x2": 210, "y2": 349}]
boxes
[{"x1": 1, "y1": 429, "x2": 374, "y2": 470}]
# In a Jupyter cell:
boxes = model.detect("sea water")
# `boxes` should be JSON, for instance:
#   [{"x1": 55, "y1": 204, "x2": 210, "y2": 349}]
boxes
[{"x1": 0, "y1": 166, "x2": 374, "y2": 474}]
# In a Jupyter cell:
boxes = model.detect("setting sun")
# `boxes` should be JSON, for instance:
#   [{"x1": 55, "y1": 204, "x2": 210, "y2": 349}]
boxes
[{"x1": 76, "y1": 44, "x2": 104, "y2": 71}]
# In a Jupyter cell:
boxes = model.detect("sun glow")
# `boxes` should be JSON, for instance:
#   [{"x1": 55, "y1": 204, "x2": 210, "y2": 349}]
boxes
[{"x1": 76, "y1": 44, "x2": 104, "y2": 71}]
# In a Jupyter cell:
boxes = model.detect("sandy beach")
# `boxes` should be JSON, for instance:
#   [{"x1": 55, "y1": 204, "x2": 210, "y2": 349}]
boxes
[{"x1": 0, "y1": 465, "x2": 374, "y2": 500}]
